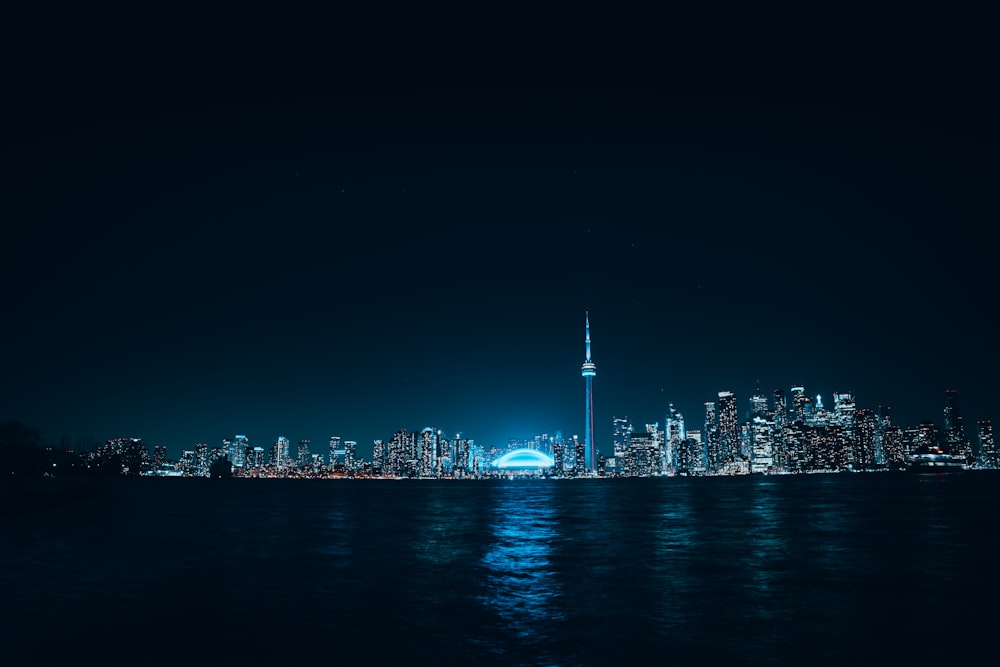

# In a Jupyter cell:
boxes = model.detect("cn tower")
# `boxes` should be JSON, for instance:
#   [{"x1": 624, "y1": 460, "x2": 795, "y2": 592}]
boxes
[{"x1": 581, "y1": 311, "x2": 597, "y2": 473}]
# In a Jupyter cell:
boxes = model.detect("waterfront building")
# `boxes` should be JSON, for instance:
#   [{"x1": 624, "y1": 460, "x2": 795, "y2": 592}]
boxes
[
  {"x1": 773, "y1": 389, "x2": 787, "y2": 428},
  {"x1": 344, "y1": 440, "x2": 357, "y2": 471},
  {"x1": 623, "y1": 429, "x2": 660, "y2": 477},
  {"x1": 552, "y1": 437, "x2": 565, "y2": 477},
  {"x1": 297, "y1": 439, "x2": 311, "y2": 467},
  {"x1": 750, "y1": 385, "x2": 769, "y2": 420},
  {"x1": 612, "y1": 417, "x2": 631, "y2": 461},
  {"x1": 248, "y1": 446, "x2": 265, "y2": 468},
  {"x1": 717, "y1": 391, "x2": 740, "y2": 464},
  {"x1": 195, "y1": 442, "x2": 209, "y2": 476},
  {"x1": 704, "y1": 401, "x2": 721, "y2": 472},
  {"x1": 833, "y1": 392, "x2": 856, "y2": 428},
  {"x1": 852, "y1": 408, "x2": 877, "y2": 470},
  {"x1": 675, "y1": 433, "x2": 706, "y2": 474},
  {"x1": 372, "y1": 439, "x2": 385, "y2": 473},
  {"x1": 573, "y1": 435, "x2": 586, "y2": 477},
  {"x1": 329, "y1": 436, "x2": 345, "y2": 470},
  {"x1": 665, "y1": 404, "x2": 685, "y2": 470},
  {"x1": 943, "y1": 389, "x2": 972, "y2": 461},
  {"x1": 978, "y1": 420, "x2": 996, "y2": 468},
  {"x1": 750, "y1": 416, "x2": 774, "y2": 473},
  {"x1": 270, "y1": 437, "x2": 290, "y2": 469},
  {"x1": 791, "y1": 386, "x2": 807, "y2": 422}
]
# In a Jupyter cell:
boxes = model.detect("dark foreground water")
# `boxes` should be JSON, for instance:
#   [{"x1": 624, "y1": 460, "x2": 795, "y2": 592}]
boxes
[{"x1": 3, "y1": 472, "x2": 999, "y2": 666}]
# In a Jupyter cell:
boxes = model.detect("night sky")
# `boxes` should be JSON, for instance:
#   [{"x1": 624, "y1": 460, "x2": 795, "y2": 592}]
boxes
[{"x1": 3, "y1": 5, "x2": 997, "y2": 460}]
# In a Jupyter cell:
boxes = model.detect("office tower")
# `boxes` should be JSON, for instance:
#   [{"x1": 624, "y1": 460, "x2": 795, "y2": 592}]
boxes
[
  {"x1": 248, "y1": 446, "x2": 265, "y2": 468},
  {"x1": 623, "y1": 429, "x2": 660, "y2": 476},
  {"x1": 580, "y1": 312, "x2": 597, "y2": 473},
  {"x1": 194, "y1": 443, "x2": 209, "y2": 476},
  {"x1": 297, "y1": 439, "x2": 311, "y2": 467},
  {"x1": 329, "y1": 436, "x2": 344, "y2": 469},
  {"x1": 665, "y1": 403, "x2": 685, "y2": 470},
  {"x1": 717, "y1": 391, "x2": 739, "y2": 464},
  {"x1": 573, "y1": 435, "x2": 586, "y2": 476},
  {"x1": 419, "y1": 428, "x2": 437, "y2": 478},
  {"x1": 833, "y1": 392, "x2": 856, "y2": 427},
  {"x1": 791, "y1": 386, "x2": 807, "y2": 422},
  {"x1": 853, "y1": 408, "x2": 877, "y2": 470},
  {"x1": 612, "y1": 417, "x2": 631, "y2": 460},
  {"x1": 152, "y1": 445, "x2": 167, "y2": 468},
  {"x1": 750, "y1": 416, "x2": 774, "y2": 473},
  {"x1": 750, "y1": 384, "x2": 769, "y2": 420},
  {"x1": 387, "y1": 429, "x2": 414, "y2": 477},
  {"x1": 773, "y1": 389, "x2": 787, "y2": 428},
  {"x1": 676, "y1": 430, "x2": 705, "y2": 474},
  {"x1": 270, "y1": 437, "x2": 290, "y2": 468},
  {"x1": 453, "y1": 434, "x2": 470, "y2": 476},
  {"x1": 552, "y1": 437, "x2": 564, "y2": 477},
  {"x1": 344, "y1": 440, "x2": 357, "y2": 471},
  {"x1": 372, "y1": 439, "x2": 386, "y2": 473},
  {"x1": 976, "y1": 420, "x2": 995, "y2": 468},
  {"x1": 704, "y1": 401, "x2": 721, "y2": 472},
  {"x1": 943, "y1": 389, "x2": 971, "y2": 461},
  {"x1": 180, "y1": 449, "x2": 196, "y2": 475}
]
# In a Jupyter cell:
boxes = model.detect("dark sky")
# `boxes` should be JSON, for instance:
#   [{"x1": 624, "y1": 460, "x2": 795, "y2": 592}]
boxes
[{"x1": 3, "y1": 4, "x2": 998, "y2": 459}]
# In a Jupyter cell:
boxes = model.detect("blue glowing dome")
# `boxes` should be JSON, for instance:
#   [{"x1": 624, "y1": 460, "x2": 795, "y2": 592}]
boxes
[{"x1": 493, "y1": 448, "x2": 555, "y2": 469}]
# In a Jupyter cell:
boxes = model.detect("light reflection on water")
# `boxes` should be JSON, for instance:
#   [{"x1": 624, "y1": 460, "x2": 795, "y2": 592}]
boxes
[{"x1": 479, "y1": 482, "x2": 563, "y2": 641}]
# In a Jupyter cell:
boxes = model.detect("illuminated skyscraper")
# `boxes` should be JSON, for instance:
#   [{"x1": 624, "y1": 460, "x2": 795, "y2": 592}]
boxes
[
  {"x1": 977, "y1": 420, "x2": 995, "y2": 468},
  {"x1": 612, "y1": 417, "x2": 631, "y2": 461},
  {"x1": 717, "y1": 391, "x2": 740, "y2": 463},
  {"x1": 329, "y1": 436, "x2": 344, "y2": 469},
  {"x1": 791, "y1": 386, "x2": 807, "y2": 422},
  {"x1": 271, "y1": 437, "x2": 290, "y2": 468},
  {"x1": 581, "y1": 312, "x2": 597, "y2": 473},
  {"x1": 344, "y1": 440, "x2": 357, "y2": 471},
  {"x1": 297, "y1": 439, "x2": 311, "y2": 467},
  {"x1": 750, "y1": 384, "x2": 769, "y2": 420},
  {"x1": 665, "y1": 404, "x2": 685, "y2": 471},
  {"x1": 704, "y1": 401, "x2": 720, "y2": 472},
  {"x1": 943, "y1": 389, "x2": 971, "y2": 461},
  {"x1": 773, "y1": 389, "x2": 787, "y2": 428}
]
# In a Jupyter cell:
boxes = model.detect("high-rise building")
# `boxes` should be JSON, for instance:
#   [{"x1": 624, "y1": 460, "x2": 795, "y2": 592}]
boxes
[
  {"x1": 750, "y1": 384, "x2": 769, "y2": 420},
  {"x1": 665, "y1": 404, "x2": 685, "y2": 470},
  {"x1": 624, "y1": 429, "x2": 659, "y2": 477},
  {"x1": 552, "y1": 437, "x2": 565, "y2": 477},
  {"x1": 977, "y1": 420, "x2": 995, "y2": 468},
  {"x1": 750, "y1": 416, "x2": 774, "y2": 473},
  {"x1": 851, "y1": 408, "x2": 876, "y2": 469},
  {"x1": 833, "y1": 392, "x2": 856, "y2": 427},
  {"x1": 612, "y1": 417, "x2": 631, "y2": 461},
  {"x1": 344, "y1": 440, "x2": 357, "y2": 471},
  {"x1": 943, "y1": 389, "x2": 972, "y2": 461},
  {"x1": 791, "y1": 386, "x2": 807, "y2": 422},
  {"x1": 580, "y1": 312, "x2": 597, "y2": 473},
  {"x1": 773, "y1": 389, "x2": 787, "y2": 428},
  {"x1": 329, "y1": 436, "x2": 344, "y2": 469},
  {"x1": 270, "y1": 437, "x2": 290, "y2": 468},
  {"x1": 152, "y1": 445, "x2": 167, "y2": 468},
  {"x1": 297, "y1": 439, "x2": 311, "y2": 467},
  {"x1": 717, "y1": 391, "x2": 740, "y2": 464},
  {"x1": 704, "y1": 401, "x2": 721, "y2": 472},
  {"x1": 372, "y1": 439, "x2": 385, "y2": 473}
]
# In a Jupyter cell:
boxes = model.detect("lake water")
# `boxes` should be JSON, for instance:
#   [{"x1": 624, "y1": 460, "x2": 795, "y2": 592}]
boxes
[{"x1": 3, "y1": 472, "x2": 998, "y2": 666}]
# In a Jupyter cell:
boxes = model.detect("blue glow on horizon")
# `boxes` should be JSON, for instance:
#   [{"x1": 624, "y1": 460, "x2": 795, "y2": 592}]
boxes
[{"x1": 493, "y1": 448, "x2": 555, "y2": 469}]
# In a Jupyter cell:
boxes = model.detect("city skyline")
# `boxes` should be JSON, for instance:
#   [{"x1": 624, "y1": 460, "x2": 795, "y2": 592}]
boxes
[{"x1": 3, "y1": 6, "x2": 997, "y2": 460}]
